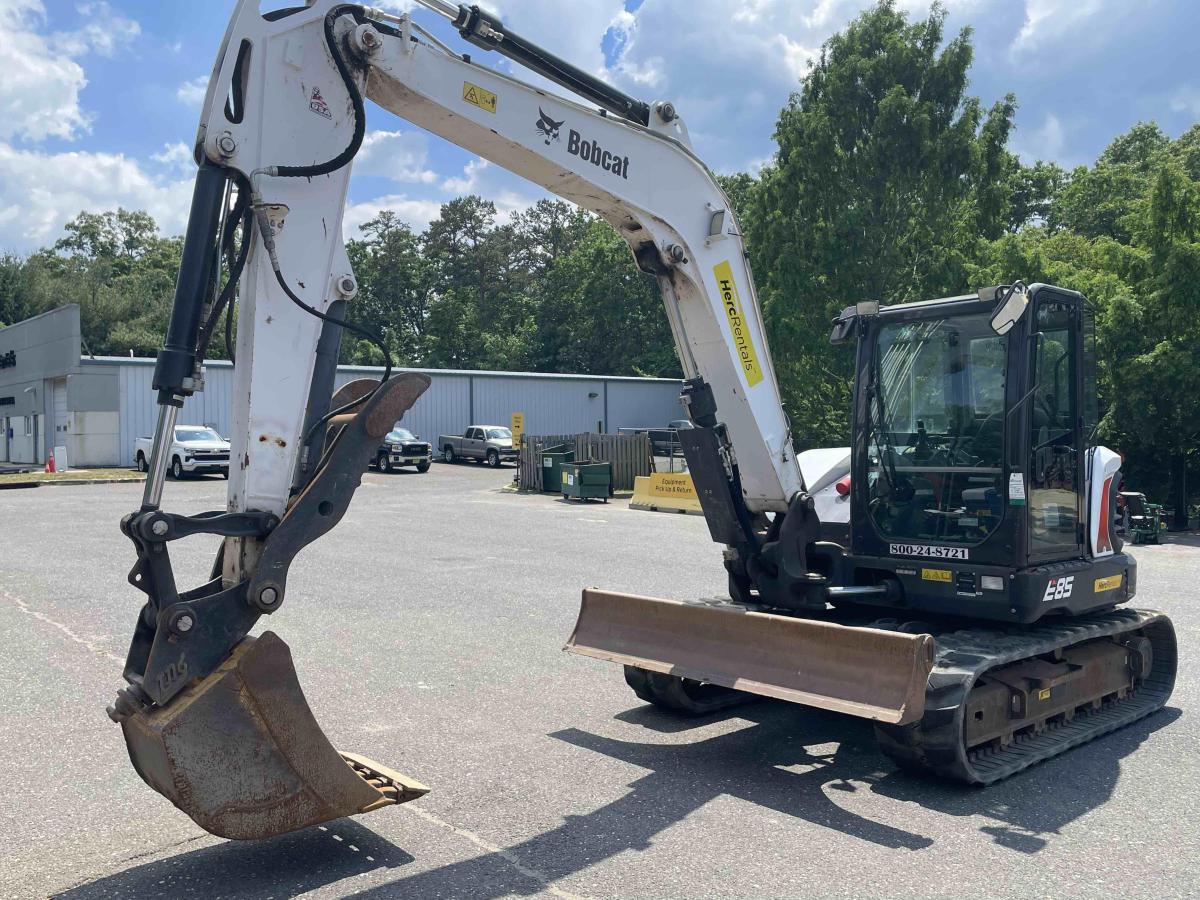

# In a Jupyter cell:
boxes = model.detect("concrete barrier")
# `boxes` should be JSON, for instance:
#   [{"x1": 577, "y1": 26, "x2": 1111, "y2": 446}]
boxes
[{"x1": 630, "y1": 472, "x2": 702, "y2": 515}]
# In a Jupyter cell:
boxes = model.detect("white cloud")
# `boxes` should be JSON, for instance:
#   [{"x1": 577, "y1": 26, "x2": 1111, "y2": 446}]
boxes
[
  {"x1": 176, "y1": 76, "x2": 208, "y2": 108},
  {"x1": 355, "y1": 130, "x2": 438, "y2": 184},
  {"x1": 774, "y1": 34, "x2": 818, "y2": 82},
  {"x1": 1011, "y1": 112, "x2": 1067, "y2": 164},
  {"x1": 343, "y1": 194, "x2": 443, "y2": 238},
  {"x1": 58, "y1": 2, "x2": 140, "y2": 58},
  {"x1": 441, "y1": 158, "x2": 489, "y2": 194},
  {"x1": 151, "y1": 142, "x2": 195, "y2": 177},
  {"x1": 1169, "y1": 86, "x2": 1200, "y2": 118},
  {"x1": 0, "y1": 0, "x2": 138, "y2": 142},
  {"x1": 599, "y1": 0, "x2": 837, "y2": 171},
  {"x1": 0, "y1": 143, "x2": 192, "y2": 249},
  {"x1": 1015, "y1": 0, "x2": 1104, "y2": 49}
]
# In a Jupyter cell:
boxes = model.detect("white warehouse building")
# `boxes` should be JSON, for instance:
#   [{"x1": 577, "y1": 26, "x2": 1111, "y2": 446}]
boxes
[{"x1": 0, "y1": 305, "x2": 685, "y2": 468}]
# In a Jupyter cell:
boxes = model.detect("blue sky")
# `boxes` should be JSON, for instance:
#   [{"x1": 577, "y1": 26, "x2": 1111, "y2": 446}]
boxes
[{"x1": 0, "y1": 0, "x2": 1197, "y2": 252}]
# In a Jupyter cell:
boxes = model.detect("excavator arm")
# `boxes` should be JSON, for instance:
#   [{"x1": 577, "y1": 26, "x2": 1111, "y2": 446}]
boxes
[{"x1": 110, "y1": 0, "x2": 932, "y2": 841}]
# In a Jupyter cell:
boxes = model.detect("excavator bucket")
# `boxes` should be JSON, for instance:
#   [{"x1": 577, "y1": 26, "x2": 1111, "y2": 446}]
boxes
[
  {"x1": 120, "y1": 632, "x2": 427, "y2": 840},
  {"x1": 566, "y1": 589, "x2": 935, "y2": 725}
]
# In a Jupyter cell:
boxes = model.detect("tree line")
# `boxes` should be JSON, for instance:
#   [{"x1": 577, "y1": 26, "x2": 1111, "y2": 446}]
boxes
[{"x1": 1, "y1": 1, "x2": 1197, "y2": 522}]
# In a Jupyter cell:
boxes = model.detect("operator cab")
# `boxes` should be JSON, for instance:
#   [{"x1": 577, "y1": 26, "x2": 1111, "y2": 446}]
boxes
[{"x1": 827, "y1": 283, "x2": 1130, "y2": 623}]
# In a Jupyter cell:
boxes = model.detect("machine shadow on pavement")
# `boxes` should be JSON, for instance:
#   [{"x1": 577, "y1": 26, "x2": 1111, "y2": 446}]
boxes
[
  {"x1": 57, "y1": 702, "x2": 1179, "y2": 899},
  {"x1": 869, "y1": 705, "x2": 1182, "y2": 853},
  {"x1": 57, "y1": 820, "x2": 413, "y2": 900}
]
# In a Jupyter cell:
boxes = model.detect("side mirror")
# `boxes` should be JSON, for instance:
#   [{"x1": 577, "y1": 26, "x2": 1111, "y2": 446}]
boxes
[
  {"x1": 829, "y1": 301, "x2": 878, "y2": 346},
  {"x1": 983, "y1": 284, "x2": 1029, "y2": 336}
]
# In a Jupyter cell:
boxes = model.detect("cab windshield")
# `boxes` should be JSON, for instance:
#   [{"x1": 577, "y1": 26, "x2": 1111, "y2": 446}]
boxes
[
  {"x1": 388, "y1": 428, "x2": 416, "y2": 442},
  {"x1": 866, "y1": 313, "x2": 1007, "y2": 545},
  {"x1": 487, "y1": 428, "x2": 512, "y2": 440}
]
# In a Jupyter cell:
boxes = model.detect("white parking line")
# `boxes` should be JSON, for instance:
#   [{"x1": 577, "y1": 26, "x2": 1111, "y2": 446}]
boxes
[{"x1": 0, "y1": 587, "x2": 124, "y2": 665}]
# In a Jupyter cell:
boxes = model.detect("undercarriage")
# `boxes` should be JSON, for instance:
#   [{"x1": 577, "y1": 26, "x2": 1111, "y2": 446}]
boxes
[{"x1": 575, "y1": 596, "x2": 1177, "y2": 784}]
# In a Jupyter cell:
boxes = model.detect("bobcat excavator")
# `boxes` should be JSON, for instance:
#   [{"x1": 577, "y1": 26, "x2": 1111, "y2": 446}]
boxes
[{"x1": 108, "y1": 0, "x2": 1177, "y2": 840}]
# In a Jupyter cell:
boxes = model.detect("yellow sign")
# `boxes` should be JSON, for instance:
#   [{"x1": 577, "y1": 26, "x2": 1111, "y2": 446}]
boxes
[
  {"x1": 1038, "y1": 688, "x2": 1051, "y2": 701},
  {"x1": 1094, "y1": 574, "x2": 1123, "y2": 593},
  {"x1": 463, "y1": 81, "x2": 497, "y2": 113},
  {"x1": 713, "y1": 261, "x2": 763, "y2": 387},
  {"x1": 630, "y1": 472, "x2": 702, "y2": 514},
  {"x1": 511, "y1": 412, "x2": 525, "y2": 444},
  {"x1": 921, "y1": 568, "x2": 952, "y2": 583},
  {"x1": 648, "y1": 473, "x2": 697, "y2": 498}
]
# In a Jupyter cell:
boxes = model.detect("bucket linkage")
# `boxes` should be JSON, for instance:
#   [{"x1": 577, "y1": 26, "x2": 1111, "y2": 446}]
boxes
[{"x1": 108, "y1": 374, "x2": 431, "y2": 840}]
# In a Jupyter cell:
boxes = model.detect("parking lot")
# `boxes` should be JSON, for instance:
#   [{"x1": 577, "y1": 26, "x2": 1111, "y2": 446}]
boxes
[{"x1": 1, "y1": 462, "x2": 1197, "y2": 899}]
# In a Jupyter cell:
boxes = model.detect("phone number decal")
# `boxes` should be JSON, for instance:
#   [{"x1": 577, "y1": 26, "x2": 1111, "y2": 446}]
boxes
[{"x1": 889, "y1": 543, "x2": 969, "y2": 560}]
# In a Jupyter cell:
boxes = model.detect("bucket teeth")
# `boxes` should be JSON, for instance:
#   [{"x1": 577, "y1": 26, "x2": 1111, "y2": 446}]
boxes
[
  {"x1": 341, "y1": 751, "x2": 430, "y2": 809},
  {"x1": 120, "y1": 632, "x2": 427, "y2": 840}
]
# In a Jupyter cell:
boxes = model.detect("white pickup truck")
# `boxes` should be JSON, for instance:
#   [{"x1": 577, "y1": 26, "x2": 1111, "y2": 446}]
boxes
[{"x1": 134, "y1": 425, "x2": 231, "y2": 479}]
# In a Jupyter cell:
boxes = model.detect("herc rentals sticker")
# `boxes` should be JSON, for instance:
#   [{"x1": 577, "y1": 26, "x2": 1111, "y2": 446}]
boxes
[
  {"x1": 890, "y1": 543, "x2": 969, "y2": 560},
  {"x1": 713, "y1": 261, "x2": 763, "y2": 387}
]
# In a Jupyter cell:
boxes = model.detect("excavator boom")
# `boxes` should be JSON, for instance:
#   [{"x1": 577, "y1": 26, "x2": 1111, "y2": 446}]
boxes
[{"x1": 109, "y1": 0, "x2": 840, "y2": 839}]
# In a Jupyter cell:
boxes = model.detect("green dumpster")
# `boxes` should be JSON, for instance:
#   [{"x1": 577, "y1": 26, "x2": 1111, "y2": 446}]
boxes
[
  {"x1": 562, "y1": 461, "x2": 613, "y2": 502},
  {"x1": 540, "y1": 444, "x2": 574, "y2": 493}
]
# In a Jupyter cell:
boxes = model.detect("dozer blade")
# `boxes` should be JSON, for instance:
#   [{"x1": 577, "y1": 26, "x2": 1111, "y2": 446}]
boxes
[
  {"x1": 566, "y1": 589, "x2": 935, "y2": 725},
  {"x1": 120, "y1": 632, "x2": 427, "y2": 840}
]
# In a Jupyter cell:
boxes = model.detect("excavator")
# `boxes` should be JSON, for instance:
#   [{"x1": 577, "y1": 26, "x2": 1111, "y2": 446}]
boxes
[{"x1": 108, "y1": 0, "x2": 1177, "y2": 840}]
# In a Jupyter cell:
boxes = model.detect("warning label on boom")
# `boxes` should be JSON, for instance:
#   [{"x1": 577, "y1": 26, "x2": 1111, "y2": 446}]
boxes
[{"x1": 462, "y1": 81, "x2": 497, "y2": 113}]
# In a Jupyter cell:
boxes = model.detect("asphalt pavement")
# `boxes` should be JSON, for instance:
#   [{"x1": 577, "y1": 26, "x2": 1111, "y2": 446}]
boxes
[{"x1": 1, "y1": 463, "x2": 1196, "y2": 899}]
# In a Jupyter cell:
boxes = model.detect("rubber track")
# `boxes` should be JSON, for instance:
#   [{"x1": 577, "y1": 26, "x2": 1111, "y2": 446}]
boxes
[{"x1": 873, "y1": 608, "x2": 1177, "y2": 783}]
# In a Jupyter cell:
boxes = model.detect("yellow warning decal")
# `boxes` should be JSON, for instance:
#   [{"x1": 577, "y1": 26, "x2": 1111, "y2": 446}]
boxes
[
  {"x1": 713, "y1": 261, "x2": 763, "y2": 387},
  {"x1": 1094, "y1": 574, "x2": 1123, "y2": 592},
  {"x1": 1038, "y1": 688, "x2": 1051, "y2": 701},
  {"x1": 921, "y1": 568, "x2": 952, "y2": 583},
  {"x1": 462, "y1": 81, "x2": 497, "y2": 113}
]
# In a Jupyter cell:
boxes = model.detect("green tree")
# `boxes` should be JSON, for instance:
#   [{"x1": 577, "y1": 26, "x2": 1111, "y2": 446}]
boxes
[
  {"x1": 1005, "y1": 160, "x2": 1068, "y2": 232},
  {"x1": 533, "y1": 217, "x2": 679, "y2": 378},
  {"x1": 1051, "y1": 122, "x2": 1169, "y2": 242},
  {"x1": 1101, "y1": 162, "x2": 1200, "y2": 527},
  {"x1": 346, "y1": 211, "x2": 430, "y2": 365},
  {"x1": 746, "y1": 0, "x2": 1017, "y2": 447}
]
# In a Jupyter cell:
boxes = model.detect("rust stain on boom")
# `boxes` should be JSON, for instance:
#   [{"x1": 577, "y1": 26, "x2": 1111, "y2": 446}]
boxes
[{"x1": 565, "y1": 589, "x2": 935, "y2": 725}]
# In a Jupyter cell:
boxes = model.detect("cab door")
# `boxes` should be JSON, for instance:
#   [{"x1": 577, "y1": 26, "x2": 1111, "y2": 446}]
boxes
[
  {"x1": 1027, "y1": 292, "x2": 1085, "y2": 562},
  {"x1": 465, "y1": 427, "x2": 483, "y2": 457}
]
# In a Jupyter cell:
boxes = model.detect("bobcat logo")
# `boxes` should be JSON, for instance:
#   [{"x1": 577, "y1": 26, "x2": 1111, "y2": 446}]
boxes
[{"x1": 535, "y1": 107, "x2": 564, "y2": 145}]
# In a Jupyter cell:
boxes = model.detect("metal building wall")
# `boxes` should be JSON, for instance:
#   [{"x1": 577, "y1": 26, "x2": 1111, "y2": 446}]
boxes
[
  {"x1": 109, "y1": 359, "x2": 237, "y2": 465},
  {"x1": 103, "y1": 357, "x2": 682, "y2": 465},
  {"x1": 334, "y1": 366, "x2": 684, "y2": 443},
  {"x1": 607, "y1": 379, "x2": 685, "y2": 430},
  {"x1": 332, "y1": 368, "x2": 471, "y2": 444}
]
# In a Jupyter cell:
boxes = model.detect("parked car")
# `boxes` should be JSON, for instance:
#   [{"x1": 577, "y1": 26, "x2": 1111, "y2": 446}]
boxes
[
  {"x1": 439, "y1": 426, "x2": 519, "y2": 467},
  {"x1": 134, "y1": 425, "x2": 231, "y2": 479},
  {"x1": 372, "y1": 426, "x2": 432, "y2": 473},
  {"x1": 650, "y1": 419, "x2": 693, "y2": 455}
]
